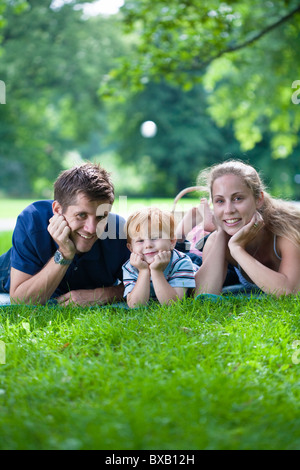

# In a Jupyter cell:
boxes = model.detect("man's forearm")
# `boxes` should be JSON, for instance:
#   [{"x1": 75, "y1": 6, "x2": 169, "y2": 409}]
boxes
[
  {"x1": 95, "y1": 283, "x2": 125, "y2": 304},
  {"x1": 10, "y1": 259, "x2": 70, "y2": 305}
]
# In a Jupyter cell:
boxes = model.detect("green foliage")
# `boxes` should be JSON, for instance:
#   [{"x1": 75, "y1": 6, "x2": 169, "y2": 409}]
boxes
[
  {"x1": 107, "y1": 0, "x2": 300, "y2": 160},
  {"x1": 0, "y1": 295, "x2": 300, "y2": 449},
  {"x1": 108, "y1": 80, "x2": 241, "y2": 195},
  {"x1": 0, "y1": 1, "x2": 128, "y2": 197},
  {"x1": 1, "y1": 0, "x2": 300, "y2": 199}
]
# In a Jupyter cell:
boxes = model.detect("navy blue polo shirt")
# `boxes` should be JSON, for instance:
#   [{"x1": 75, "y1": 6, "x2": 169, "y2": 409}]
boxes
[{"x1": 5, "y1": 200, "x2": 130, "y2": 298}]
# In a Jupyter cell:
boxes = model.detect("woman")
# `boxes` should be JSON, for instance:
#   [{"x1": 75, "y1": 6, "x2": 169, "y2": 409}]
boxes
[{"x1": 195, "y1": 160, "x2": 300, "y2": 297}]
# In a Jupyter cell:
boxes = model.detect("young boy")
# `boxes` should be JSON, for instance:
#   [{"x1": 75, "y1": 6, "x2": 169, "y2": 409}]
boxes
[{"x1": 122, "y1": 207, "x2": 197, "y2": 308}]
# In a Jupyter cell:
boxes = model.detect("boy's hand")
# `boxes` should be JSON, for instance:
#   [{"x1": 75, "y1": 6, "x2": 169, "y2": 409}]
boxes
[
  {"x1": 47, "y1": 213, "x2": 76, "y2": 260},
  {"x1": 130, "y1": 252, "x2": 149, "y2": 271},
  {"x1": 150, "y1": 250, "x2": 171, "y2": 272}
]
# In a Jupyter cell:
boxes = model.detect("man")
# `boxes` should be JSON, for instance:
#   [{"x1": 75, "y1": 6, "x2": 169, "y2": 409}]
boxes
[{"x1": 0, "y1": 162, "x2": 130, "y2": 306}]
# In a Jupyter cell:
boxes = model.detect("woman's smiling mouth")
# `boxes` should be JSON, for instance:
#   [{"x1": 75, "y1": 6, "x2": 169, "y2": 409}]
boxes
[{"x1": 224, "y1": 218, "x2": 241, "y2": 226}]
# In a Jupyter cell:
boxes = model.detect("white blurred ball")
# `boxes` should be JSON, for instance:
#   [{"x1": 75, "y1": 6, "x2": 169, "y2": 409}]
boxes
[{"x1": 140, "y1": 120, "x2": 157, "y2": 138}]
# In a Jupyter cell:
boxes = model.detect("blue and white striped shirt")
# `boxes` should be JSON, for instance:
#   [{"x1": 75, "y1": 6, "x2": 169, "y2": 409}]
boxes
[{"x1": 122, "y1": 249, "x2": 198, "y2": 299}]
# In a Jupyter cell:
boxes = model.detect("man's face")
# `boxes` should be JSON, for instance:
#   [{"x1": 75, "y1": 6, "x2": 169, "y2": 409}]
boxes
[{"x1": 54, "y1": 192, "x2": 111, "y2": 253}]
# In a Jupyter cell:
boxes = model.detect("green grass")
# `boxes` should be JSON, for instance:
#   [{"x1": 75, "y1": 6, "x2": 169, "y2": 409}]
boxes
[
  {"x1": 1, "y1": 204, "x2": 300, "y2": 450},
  {"x1": 1, "y1": 295, "x2": 300, "y2": 450},
  {"x1": 0, "y1": 197, "x2": 199, "y2": 219},
  {"x1": 0, "y1": 232, "x2": 13, "y2": 253},
  {"x1": 0, "y1": 199, "x2": 36, "y2": 219}
]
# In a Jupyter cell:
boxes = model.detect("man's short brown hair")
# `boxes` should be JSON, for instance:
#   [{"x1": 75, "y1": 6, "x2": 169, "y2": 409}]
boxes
[{"x1": 54, "y1": 162, "x2": 114, "y2": 211}]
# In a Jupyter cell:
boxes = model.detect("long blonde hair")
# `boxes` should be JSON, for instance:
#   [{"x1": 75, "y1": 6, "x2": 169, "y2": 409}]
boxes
[{"x1": 197, "y1": 160, "x2": 300, "y2": 245}]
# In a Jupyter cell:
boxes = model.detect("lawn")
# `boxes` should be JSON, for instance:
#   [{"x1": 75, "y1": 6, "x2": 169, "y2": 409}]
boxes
[
  {"x1": 0, "y1": 197, "x2": 200, "y2": 220},
  {"x1": 1, "y1": 293, "x2": 300, "y2": 450},
  {"x1": 0, "y1": 213, "x2": 300, "y2": 450}
]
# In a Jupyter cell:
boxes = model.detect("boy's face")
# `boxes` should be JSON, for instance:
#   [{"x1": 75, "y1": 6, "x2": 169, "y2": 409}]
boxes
[{"x1": 128, "y1": 235, "x2": 176, "y2": 265}]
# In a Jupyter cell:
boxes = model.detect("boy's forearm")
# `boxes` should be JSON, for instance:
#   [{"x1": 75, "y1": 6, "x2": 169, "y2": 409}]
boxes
[
  {"x1": 126, "y1": 269, "x2": 151, "y2": 308},
  {"x1": 150, "y1": 270, "x2": 180, "y2": 305}
]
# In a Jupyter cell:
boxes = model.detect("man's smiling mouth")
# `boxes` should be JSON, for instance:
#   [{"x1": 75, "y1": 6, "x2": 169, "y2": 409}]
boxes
[{"x1": 77, "y1": 233, "x2": 94, "y2": 240}]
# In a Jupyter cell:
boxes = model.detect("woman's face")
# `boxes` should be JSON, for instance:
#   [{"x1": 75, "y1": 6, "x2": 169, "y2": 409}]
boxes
[{"x1": 212, "y1": 174, "x2": 263, "y2": 235}]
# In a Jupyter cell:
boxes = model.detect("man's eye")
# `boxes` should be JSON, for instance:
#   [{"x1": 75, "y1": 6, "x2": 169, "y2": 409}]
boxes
[{"x1": 97, "y1": 211, "x2": 108, "y2": 221}]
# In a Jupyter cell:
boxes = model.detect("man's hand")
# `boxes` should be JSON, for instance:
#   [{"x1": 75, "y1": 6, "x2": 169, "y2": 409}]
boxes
[
  {"x1": 56, "y1": 284, "x2": 125, "y2": 306},
  {"x1": 47, "y1": 213, "x2": 76, "y2": 259},
  {"x1": 56, "y1": 289, "x2": 94, "y2": 306}
]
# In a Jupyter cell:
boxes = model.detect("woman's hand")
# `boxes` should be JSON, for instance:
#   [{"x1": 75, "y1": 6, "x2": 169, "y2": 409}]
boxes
[{"x1": 228, "y1": 211, "x2": 264, "y2": 252}]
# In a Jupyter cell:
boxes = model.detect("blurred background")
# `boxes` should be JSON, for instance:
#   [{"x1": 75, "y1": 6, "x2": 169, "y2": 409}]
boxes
[{"x1": 0, "y1": 0, "x2": 300, "y2": 201}]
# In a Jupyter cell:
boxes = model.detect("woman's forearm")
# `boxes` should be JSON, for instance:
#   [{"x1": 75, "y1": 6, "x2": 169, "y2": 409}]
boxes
[{"x1": 195, "y1": 231, "x2": 228, "y2": 295}]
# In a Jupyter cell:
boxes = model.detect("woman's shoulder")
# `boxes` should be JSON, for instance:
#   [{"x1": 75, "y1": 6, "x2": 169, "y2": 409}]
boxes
[{"x1": 276, "y1": 233, "x2": 300, "y2": 255}]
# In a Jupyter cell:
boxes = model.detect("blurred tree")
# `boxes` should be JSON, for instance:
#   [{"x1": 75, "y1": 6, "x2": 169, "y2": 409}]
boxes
[
  {"x1": 0, "y1": 0, "x2": 128, "y2": 196},
  {"x1": 109, "y1": 80, "x2": 241, "y2": 196},
  {"x1": 106, "y1": 0, "x2": 300, "y2": 161}
]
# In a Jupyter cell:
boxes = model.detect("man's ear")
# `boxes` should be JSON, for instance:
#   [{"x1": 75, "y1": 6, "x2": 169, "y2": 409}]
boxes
[
  {"x1": 127, "y1": 242, "x2": 133, "y2": 253},
  {"x1": 52, "y1": 200, "x2": 63, "y2": 215}
]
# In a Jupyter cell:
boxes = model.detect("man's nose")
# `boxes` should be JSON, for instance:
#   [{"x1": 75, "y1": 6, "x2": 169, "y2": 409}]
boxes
[{"x1": 84, "y1": 217, "x2": 97, "y2": 233}]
